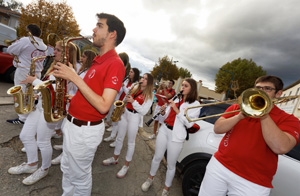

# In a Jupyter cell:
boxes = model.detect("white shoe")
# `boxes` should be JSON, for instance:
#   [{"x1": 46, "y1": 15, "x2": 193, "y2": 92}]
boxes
[
  {"x1": 103, "y1": 136, "x2": 114, "y2": 142},
  {"x1": 8, "y1": 162, "x2": 38, "y2": 175},
  {"x1": 22, "y1": 167, "x2": 49, "y2": 185},
  {"x1": 102, "y1": 157, "x2": 118, "y2": 166},
  {"x1": 21, "y1": 147, "x2": 26, "y2": 152},
  {"x1": 109, "y1": 141, "x2": 116, "y2": 148},
  {"x1": 141, "y1": 178, "x2": 153, "y2": 192},
  {"x1": 53, "y1": 145, "x2": 63, "y2": 151},
  {"x1": 116, "y1": 165, "x2": 129, "y2": 178},
  {"x1": 148, "y1": 134, "x2": 156, "y2": 139},
  {"x1": 51, "y1": 153, "x2": 62, "y2": 165},
  {"x1": 161, "y1": 189, "x2": 169, "y2": 196},
  {"x1": 106, "y1": 127, "x2": 112, "y2": 132}
]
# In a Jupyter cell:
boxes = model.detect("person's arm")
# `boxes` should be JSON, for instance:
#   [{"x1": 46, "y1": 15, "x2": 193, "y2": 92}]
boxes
[
  {"x1": 53, "y1": 62, "x2": 117, "y2": 114},
  {"x1": 214, "y1": 112, "x2": 245, "y2": 134},
  {"x1": 260, "y1": 115, "x2": 297, "y2": 154}
]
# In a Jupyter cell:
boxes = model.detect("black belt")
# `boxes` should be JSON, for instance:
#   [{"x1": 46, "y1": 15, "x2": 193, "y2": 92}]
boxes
[
  {"x1": 67, "y1": 114, "x2": 103, "y2": 127},
  {"x1": 164, "y1": 122, "x2": 173, "y2": 130},
  {"x1": 127, "y1": 108, "x2": 138, "y2": 113}
]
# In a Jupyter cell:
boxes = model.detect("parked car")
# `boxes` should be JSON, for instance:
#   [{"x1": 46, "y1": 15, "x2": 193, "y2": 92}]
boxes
[
  {"x1": 177, "y1": 100, "x2": 300, "y2": 196},
  {"x1": 0, "y1": 45, "x2": 15, "y2": 83}
]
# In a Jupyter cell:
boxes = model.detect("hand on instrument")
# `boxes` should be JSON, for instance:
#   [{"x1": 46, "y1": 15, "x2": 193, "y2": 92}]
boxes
[
  {"x1": 20, "y1": 75, "x2": 37, "y2": 84},
  {"x1": 169, "y1": 100, "x2": 180, "y2": 114},
  {"x1": 126, "y1": 95, "x2": 134, "y2": 103},
  {"x1": 66, "y1": 94, "x2": 74, "y2": 103},
  {"x1": 53, "y1": 62, "x2": 77, "y2": 81}
]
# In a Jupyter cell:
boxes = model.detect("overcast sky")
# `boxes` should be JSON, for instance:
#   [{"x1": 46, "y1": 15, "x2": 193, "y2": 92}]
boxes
[{"x1": 19, "y1": 0, "x2": 300, "y2": 90}]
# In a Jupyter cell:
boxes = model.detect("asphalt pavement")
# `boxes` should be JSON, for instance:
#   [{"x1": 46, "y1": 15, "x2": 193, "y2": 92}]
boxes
[{"x1": 0, "y1": 81, "x2": 183, "y2": 196}]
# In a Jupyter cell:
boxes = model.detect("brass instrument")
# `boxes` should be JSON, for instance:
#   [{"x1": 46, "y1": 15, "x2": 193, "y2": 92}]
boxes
[
  {"x1": 111, "y1": 82, "x2": 141, "y2": 122},
  {"x1": 4, "y1": 39, "x2": 17, "y2": 46},
  {"x1": 7, "y1": 56, "x2": 47, "y2": 114},
  {"x1": 185, "y1": 88, "x2": 300, "y2": 122},
  {"x1": 34, "y1": 36, "x2": 93, "y2": 123}
]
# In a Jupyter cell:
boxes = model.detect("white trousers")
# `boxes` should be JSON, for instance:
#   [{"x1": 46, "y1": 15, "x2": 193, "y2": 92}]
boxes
[
  {"x1": 14, "y1": 68, "x2": 41, "y2": 122},
  {"x1": 109, "y1": 121, "x2": 119, "y2": 138},
  {"x1": 153, "y1": 105, "x2": 164, "y2": 124},
  {"x1": 149, "y1": 124, "x2": 183, "y2": 187},
  {"x1": 19, "y1": 101, "x2": 57, "y2": 169},
  {"x1": 114, "y1": 109, "x2": 140, "y2": 162},
  {"x1": 198, "y1": 156, "x2": 271, "y2": 196},
  {"x1": 61, "y1": 118, "x2": 104, "y2": 196}
]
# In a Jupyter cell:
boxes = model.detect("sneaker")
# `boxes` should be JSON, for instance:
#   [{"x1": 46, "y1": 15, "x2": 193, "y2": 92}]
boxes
[
  {"x1": 51, "y1": 153, "x2": 62, "y2": 165},
  {"x1": 53, "y1": 145, "x2": 63, "y2": 151},
  {"x1": 22, "y1": 167, "x2": 49, "y2": 185},
  {"x1": 148, "y1": 134, "x2": 156, "y2": 139},
  {"x1": 106, "y1": 127, "x2": 112, "y2": 132},
  {"x1": 21, "y1": 147, "x2": 26, "y2": 153},
  {"x1": 8, "y1": 163, "x2": 38, "y2": 175},
  {"x1": 102, "y1": 157, "x2": 118, "y2": 166},
  {"x1": 109, "y1": 141, "x2": 116, "y2": 148},
  {"x1": 116, "y1": 165, "x2": 129, "y2": 178},
  {"x1": 161, "y1": 189, "x2": 169, "y2": 196},
  {"x1": 6, "y1": 118, "x2": 24, "y2": 124},
  {"x1": 141, "y1": 178, "x2": 153, "y2": 192},
  {"x1": 103, "y1": 136, "x2": 114, "y2": 142}
]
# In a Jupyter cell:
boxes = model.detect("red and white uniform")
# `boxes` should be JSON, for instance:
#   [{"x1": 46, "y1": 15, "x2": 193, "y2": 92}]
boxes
[
  {"x1": 153, "y1": 88, "x2": 176, "y2": 123},
  {"x1": 114, "y1": 89, "x2": 153, "y2": 162},
  {"x1": 61, "y1": 49, "x2": 125, "y2": 196}
]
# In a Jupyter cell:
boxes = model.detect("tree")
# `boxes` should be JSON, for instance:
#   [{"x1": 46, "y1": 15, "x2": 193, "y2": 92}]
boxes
[
  {"x1": 0, "y1": 0, "x2": 23, "y2": 11},
  {"x1": 215, "y1": 58, "x2": 267, "y2": 99},
  {"x1": 18, "y1": 0, "x2": 80, "y2": 46},
  {"x1": 151, "y1": 55, "x2": 179, "y2": 81},
  {"x1": 178, "y1": 67, "x2": 192, "y2": 78}
]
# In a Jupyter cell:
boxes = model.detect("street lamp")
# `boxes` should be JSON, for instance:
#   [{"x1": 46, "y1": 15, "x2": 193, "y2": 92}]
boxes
[{"x1": 220, "y1": 68, "x2": 234, "y2": 100}]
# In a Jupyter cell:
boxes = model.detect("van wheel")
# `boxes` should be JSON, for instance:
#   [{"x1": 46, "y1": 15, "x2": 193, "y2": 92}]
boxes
[
  {"x1": 182, "y1": 160, "x2": 208, "y2": 196},
  {"x1": 4, "y1": 66, "x2": 15, "y2": 83}
]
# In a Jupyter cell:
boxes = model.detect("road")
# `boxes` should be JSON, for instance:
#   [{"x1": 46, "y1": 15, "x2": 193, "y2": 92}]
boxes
[{"x1": 0, "y1": 80, "x2": 183, "y2": 196}]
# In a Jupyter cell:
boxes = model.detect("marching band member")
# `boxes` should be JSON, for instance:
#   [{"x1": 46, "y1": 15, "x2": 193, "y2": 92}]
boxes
[
  {"x1": 7, "y1": 40, "x2": 78, "y2": 185},
  {"x1": 102, "y1": 73, "x2": 154, "y2": 178},
  {"x1": 6, "y1": 24, "x2": 47, "y2": 124},
  {"x1": 103, "y1": 67, "x2": 140, "y2": 147},
  {"x1": 141, "y1": 78, "x2": 201, "y2": 196}
]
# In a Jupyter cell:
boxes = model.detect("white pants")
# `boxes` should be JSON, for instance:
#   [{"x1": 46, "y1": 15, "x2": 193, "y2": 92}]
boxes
[
  {"x1": 109, "y1": 121, "x2": 119, "y2": 138},
  {"x1": 14, "y1": 68, "x2": 41, "y2": 122},
  {"x1": 114, "y1": 109, "x2": 141, "y2": 162},
  {"x1": 61, "y1": 118, "x2": 104, "y2": 196},
  {"x1": 199, "y1": 156, "x2": 271, "y2": 196},
  {"x1": 19, "y1": 100, "x2": 57, "y2": 169},
  {"x1": 149, "y1": 124, "x2": 183, "y2": 187},
  {"x1": 153, "y1": 105, "x2": 164, "y2": 124}
]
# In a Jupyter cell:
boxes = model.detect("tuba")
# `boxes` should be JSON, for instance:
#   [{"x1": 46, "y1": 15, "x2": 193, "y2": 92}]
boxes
[
  {"x1": 111, "y1": 82, "x2": 141, "y2": 122},
  {"x1": 34, "y1": 36, "x2": 93, "y2": 123},
  {"x1": 7, "y1": 56, "x2": 47, "y2": 114}
]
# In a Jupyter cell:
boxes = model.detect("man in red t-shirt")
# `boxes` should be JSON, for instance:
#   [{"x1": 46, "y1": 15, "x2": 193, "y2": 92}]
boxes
[
  {"x1": 53, "y1": 13, "x2": 126, "y2": 195},
  {"x1": 149, "y1": 80, "x2": 176, "y2": 139},
  {"x1": 199, "y1": 75, "x2": 300, "y2": 196}
]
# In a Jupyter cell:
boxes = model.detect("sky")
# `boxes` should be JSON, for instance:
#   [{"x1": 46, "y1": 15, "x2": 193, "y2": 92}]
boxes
[{"x1": 18, "y1": 0, "x2": 300, "y2": 90}]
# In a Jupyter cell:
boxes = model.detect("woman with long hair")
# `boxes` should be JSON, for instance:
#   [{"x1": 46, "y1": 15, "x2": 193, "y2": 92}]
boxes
[
  {"x1": 103, "y1": 73, "x2": 154, "y2": 178},
  {"x1": 51, "y1": 49, "x2": 97, "y2": 165},
  {"x1": 141, "y1": 78, "x2": 201, "y2": 196},
  {"x1": 103, "y1": 67, "x2": 140, "y2": 147},
  {"x1": 7, "y1": 41, "x2": 78, "y2": 185}
]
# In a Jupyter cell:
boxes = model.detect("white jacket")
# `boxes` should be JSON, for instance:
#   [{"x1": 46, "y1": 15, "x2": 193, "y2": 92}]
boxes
[{"x1": 163, "y1": 98, "x2": 201, "y2": 142}]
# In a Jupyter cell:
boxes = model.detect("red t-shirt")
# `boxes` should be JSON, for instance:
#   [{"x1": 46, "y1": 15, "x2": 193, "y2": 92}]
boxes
[
  {"x1": 68, "y1": 49, "x2": 125, "y2": 121},
  {"x1": 214, "y1": 104, "x2": 300, "y2": 188},
  {"x1": 157, "y1": 88, "x2": 175, "y2": 106},
  {"x1": 164, "y1": 99, "x2": 184, "y2": 126},
  {"x1": 126, "y1": 89, "x2": 145, "y2": 111}
]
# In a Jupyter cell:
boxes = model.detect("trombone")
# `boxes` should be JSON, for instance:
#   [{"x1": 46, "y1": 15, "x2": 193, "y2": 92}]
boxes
[{"x1": 184, "y1": 88, "x2": 299, "y2": 122}]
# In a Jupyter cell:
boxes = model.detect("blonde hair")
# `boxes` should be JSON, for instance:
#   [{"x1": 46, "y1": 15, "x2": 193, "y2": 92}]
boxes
[{"x1": 44, "y1": 41, "x2": 78, "y2": 76}]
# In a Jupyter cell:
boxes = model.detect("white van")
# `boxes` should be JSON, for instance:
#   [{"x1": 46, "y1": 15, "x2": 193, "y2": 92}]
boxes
[{"x1": 0, "y1": 23, "x2": 17, "y2": 45}]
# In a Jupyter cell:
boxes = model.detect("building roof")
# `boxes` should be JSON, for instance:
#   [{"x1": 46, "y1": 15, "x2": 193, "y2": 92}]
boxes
[
  {"x1": 283, "y1": 79, "x2": 300, "y2": 91},
  {"x1": 0, "y1": 6, "x2": 21, "y2": 17}
]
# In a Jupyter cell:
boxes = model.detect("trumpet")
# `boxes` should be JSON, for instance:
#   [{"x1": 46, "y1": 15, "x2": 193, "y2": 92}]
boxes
[
  {"x1": 4, "y1": 39, "x2": 17, "y2": 46},
  {"x1": 145, "y1": 90, "x2": 183, "y2": 127},
  {"x1": 184, "y1": 88, "x2": 300, "y2": 122}
]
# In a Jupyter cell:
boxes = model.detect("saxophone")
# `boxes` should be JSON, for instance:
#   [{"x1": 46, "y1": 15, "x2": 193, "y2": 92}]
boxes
[
  {"x1": 34, "y1": 36, "x2": 93, "y2": 123},
  {"x1": 7, "y1": 56, "x2": 47, "y2": 114},
  {"x1": 111, "y1": 82, "x2": 141, "y2": 122}
]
